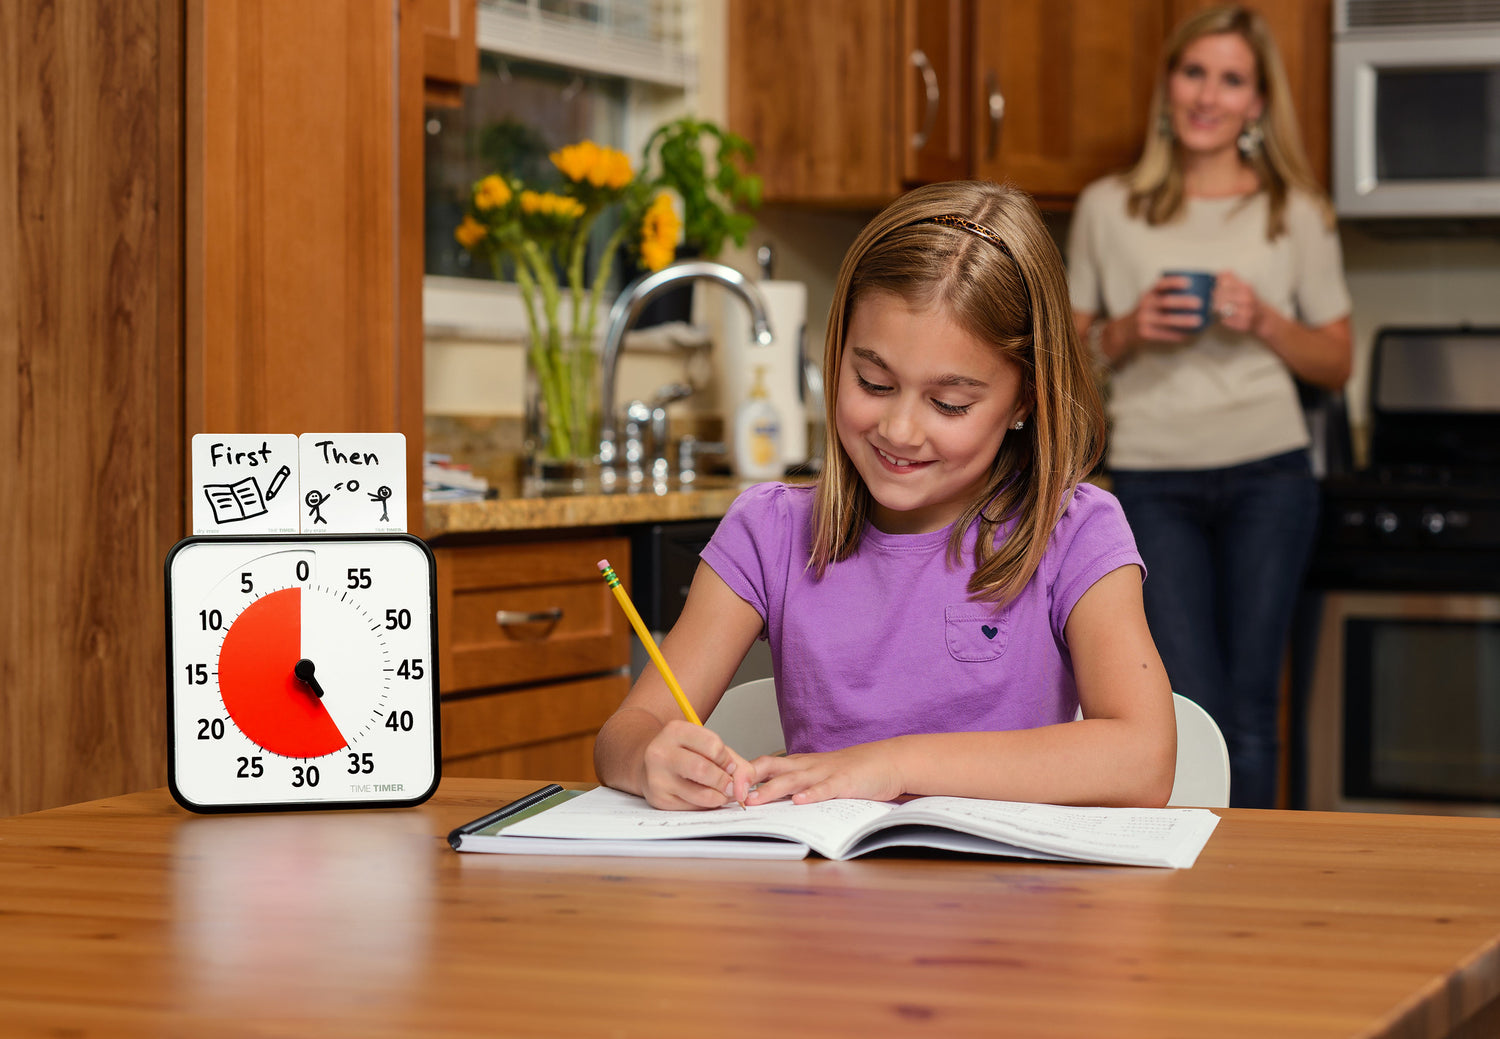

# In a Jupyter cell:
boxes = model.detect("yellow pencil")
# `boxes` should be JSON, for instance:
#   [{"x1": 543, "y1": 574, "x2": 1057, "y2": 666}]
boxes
[{"x1": 597, "y1": 559, "x2": 703, "y2": 726}]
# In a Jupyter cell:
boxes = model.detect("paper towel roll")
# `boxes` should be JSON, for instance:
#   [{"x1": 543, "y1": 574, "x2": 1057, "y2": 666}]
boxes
[{"x1": 722, "y1": 280, "x2": 808, "y2": 469}]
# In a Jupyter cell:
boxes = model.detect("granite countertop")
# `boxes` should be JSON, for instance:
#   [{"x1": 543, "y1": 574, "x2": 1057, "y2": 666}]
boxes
[{"x1": 422, "y1": 475, "x2": 758, "y2": 536}]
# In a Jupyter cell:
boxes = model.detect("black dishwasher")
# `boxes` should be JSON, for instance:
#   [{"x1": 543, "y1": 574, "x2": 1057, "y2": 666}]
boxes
[{"x1": 627, "y1": 520, "x2": 774, "y2": 686}]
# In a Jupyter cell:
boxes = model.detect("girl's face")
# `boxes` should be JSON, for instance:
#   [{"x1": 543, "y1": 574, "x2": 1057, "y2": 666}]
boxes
[
  {"x1": 836, "y1": 291, "x2": 1028, "y2": 535},
  {"x1": 1167, "y1": 32, "x2": 1263, "y2": 159}
]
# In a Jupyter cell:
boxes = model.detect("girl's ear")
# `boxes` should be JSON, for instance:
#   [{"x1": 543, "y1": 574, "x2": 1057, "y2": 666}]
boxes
[{"x1": 1015, "y1": 390, "x2": 1036, "y2": 428}]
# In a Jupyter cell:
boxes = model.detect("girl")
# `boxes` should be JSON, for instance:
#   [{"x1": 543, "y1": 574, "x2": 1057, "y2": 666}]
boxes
[
  {"x1": 1067, "y1": 5, "x2": 1352, "y2": 808},
  {"x1": 595, "y1": 180, "x2": 1175, "y2": 811}
]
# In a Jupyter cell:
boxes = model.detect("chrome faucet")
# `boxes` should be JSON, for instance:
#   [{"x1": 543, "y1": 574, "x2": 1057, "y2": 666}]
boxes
[{"x1": 597, "y1": 261, "x2": 773, "y2": 468}]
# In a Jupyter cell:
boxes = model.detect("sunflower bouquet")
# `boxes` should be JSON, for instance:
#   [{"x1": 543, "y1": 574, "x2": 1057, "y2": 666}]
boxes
[{"x1": 455, "y1": 140, "x2": 680, "y2": 468}]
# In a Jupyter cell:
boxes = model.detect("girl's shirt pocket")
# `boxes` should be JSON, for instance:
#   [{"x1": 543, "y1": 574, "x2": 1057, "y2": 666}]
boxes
[{"x1": 945, "y1": 604, "x2": 1008, "y2": 662}]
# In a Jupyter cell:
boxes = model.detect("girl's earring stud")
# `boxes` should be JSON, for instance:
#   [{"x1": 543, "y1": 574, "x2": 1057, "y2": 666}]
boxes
[{"x1": 1011, "y1": 420, "x2": 1025, "y2": 431}]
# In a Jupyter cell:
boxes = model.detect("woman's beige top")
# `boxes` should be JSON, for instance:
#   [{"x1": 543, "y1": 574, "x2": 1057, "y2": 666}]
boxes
[{"x1": 1067, "y1": 176, "x2": 1351, "y2": 471}]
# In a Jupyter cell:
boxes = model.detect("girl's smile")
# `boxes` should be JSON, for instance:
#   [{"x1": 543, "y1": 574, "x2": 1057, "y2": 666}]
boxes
[{"x1": 836, "y1": 291, "x2": 1028, "y2": 535}]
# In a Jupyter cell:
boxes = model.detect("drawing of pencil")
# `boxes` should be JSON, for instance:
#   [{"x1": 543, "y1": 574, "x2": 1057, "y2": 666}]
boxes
[{"x1": 265, "y1": 465, "x2": 291, "y2": 501}]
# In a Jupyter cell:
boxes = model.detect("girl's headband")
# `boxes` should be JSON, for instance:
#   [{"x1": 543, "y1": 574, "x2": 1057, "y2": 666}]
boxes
[
  {"x1": 913, "y1": 214, "x2": 1014, "y2": 258},
  {"x1": 911, "y1": 214, "x2": 1031, "y2": 308}
]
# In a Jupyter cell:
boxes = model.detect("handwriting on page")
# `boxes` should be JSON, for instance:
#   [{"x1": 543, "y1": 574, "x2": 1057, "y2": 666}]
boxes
[{"x1": 915, "y1": 798, "x2": 1203, "y2": 856}]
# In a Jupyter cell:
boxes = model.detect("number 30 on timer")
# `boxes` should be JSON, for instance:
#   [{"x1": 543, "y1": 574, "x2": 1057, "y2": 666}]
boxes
[{"x1": 166, "y1": 534, "x2": 441, "y2": 812}]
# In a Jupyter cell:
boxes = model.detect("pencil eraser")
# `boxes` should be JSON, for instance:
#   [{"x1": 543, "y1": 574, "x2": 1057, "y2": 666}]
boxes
[{"x1": 597, "y1": 559, "x2": 610, "y2": 571}]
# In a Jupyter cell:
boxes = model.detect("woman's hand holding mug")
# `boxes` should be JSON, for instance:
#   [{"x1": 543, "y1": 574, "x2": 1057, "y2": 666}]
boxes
[
  {"x1": 1127, "y1": 272, "x2": 1215, "y2": 347},
  {"x1": 1210, "y1": 270, "x2": 1261, "y2": 335}
]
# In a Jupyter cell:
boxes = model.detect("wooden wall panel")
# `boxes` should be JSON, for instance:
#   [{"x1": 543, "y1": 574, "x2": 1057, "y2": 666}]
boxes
[
  {"x1": 1, "y1": 0, "x2": 183, "y2": 815},
  {"x1": 186, "y1": 0, "x2": 425, "y2": 532},
  {"x1": 187, "y1": 0, "x2": 402, "y2": 438}
]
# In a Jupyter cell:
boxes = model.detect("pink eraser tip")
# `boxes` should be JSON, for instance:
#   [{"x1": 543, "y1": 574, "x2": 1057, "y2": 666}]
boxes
[{"x1": 597, "y1": 559, "x2": 610, "y2": 570}]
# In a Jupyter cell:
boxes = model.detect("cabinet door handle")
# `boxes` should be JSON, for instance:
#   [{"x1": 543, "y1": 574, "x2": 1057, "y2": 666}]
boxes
[
  {"x1": 495, "y1": 608, "x2": 563, "y2": 626},
  {"x1": 986, "y1": 71, "x2": 1005, "y2": 160},
  {"x1": 910, "y1": 48, "x2": 940, "y2": 151}
]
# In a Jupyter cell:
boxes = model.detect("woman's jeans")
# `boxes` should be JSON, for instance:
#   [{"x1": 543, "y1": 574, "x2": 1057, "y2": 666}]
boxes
[{"x1": 1111, "y1": 450, "x2": 1319, "y2": 809}]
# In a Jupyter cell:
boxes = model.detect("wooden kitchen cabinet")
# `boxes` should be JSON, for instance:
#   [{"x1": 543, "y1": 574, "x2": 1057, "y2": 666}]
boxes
[
  {"x1": 434, "y1": 535, "x2": 633, "y2": 781},
  {"x1": 730, "y1": 0, "x2": 1332, "y2": 209},
  {"x1": 422, "y1": 0, "x2": 478, "y2": 106},
  {"x1": 972, "y1": 1, "x2": 1167, "y2": 205},
  {"x1": 728, "y1": 0, "x2": 971, "y2": 206},
  {"x1": 1168, "y1": 0, "x2": 1332, "y2": 189}
]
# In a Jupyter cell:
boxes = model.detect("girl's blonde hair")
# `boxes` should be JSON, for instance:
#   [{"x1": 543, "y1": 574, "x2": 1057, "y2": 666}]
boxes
[
  {"x1": 1127, "y1": 3, "x2": 1332, "y2": 237},
  {"x1": 810, "y1": 180, "x2": 1104, "y2": 605}
]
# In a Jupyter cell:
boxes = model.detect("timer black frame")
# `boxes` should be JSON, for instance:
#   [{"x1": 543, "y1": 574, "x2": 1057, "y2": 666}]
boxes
[{"x1": 165, "y1": 533, "x2": 442, "y2": 813}]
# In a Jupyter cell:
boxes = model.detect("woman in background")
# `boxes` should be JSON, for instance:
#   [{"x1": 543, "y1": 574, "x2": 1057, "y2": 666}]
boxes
[{"x1": 1067, "y1": 4, "x2": 1351, "y2": 808}]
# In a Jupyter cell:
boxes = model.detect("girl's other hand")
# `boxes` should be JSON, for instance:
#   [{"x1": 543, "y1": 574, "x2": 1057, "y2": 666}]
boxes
[
  {"x1": 1211, "y1": 270, "x2": 1261, "y2": 335},
  {"x1": 640, "y1": 719, "x2": 757, "y2": 810},
  {"x1": 742, "y1": 743, "x2": 904, "y2": 807}
]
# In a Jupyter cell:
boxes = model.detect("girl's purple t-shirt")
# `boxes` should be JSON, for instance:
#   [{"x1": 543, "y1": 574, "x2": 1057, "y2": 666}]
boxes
[{"x1": 700, "y1": 481, "x2": 1144, "y2": 754}]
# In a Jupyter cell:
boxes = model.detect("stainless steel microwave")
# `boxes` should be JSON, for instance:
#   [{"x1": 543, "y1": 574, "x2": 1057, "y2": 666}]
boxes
[{"x1": 1333, "y1": 0, "x2": 1500, "y2": 218}]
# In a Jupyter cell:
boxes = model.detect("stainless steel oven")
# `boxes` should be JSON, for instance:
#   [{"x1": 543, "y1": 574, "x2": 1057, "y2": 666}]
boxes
[
  {"x1": 1307, "y1": 591, "x2": 1500, "y2": 814},
  {"x1": 1304, "y1": 327, "x2": 1500, "y2": 814}
]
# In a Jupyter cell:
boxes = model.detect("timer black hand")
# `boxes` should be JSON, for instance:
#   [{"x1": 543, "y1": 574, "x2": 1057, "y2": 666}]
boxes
[{"x1": 293, "y1": 658, "x2": 327, "y2": 699}]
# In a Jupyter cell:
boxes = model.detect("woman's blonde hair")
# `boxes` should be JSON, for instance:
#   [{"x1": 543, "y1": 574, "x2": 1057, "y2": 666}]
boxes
[
  {"x1": 810, "y1": 180, "x2": 1105, "y2": 605},
  {"x1": 1127, "y1": 3, "x2": 1331, "y2": 236}
]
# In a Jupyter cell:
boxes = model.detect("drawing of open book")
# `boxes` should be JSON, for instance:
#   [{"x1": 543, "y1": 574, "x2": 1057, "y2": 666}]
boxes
[{"x1": 203, "y1": 466, "x2": 291, "y2": 524}]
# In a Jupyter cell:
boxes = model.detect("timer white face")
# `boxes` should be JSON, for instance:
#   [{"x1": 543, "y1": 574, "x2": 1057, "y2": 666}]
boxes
[{"x1": 166, "y1": 534, "x2": 441, "y2": 812}]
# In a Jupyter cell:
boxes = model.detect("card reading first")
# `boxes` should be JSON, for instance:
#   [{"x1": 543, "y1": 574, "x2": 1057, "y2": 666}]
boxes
[{"x1": 191, "y1": 434, "x2": 300, "y2": 535}]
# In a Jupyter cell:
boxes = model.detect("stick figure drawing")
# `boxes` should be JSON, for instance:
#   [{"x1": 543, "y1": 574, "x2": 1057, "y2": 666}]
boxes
[
  {"x1": 369, "y1": 485, "x2": 393, "y2": 523},
  {"x1": 305, "y1": 489, "x2": 329, "y2": 525}
]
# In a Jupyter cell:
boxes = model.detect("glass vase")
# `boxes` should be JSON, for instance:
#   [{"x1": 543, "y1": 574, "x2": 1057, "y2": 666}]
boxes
[{"x1": 523, "y1": 324, "x2": 600, "y2": 488}]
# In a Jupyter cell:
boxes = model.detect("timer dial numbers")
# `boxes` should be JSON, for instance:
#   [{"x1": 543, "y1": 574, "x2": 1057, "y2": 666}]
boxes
[{"x1": 167, "y1": 537, "x2": 439, "y2": 812}]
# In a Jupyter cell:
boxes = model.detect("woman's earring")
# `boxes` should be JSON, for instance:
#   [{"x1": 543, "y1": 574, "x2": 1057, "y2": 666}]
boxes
[
  {"x1": 1237, "y1": 119, "x2": 1264, "y2": 159},
  {"x1": 1011, "y1": 420, "x2": 1025, "y2": 431},
  {"x1": 1157, "y1": 108, "x2": 1173, "y2": 139}
]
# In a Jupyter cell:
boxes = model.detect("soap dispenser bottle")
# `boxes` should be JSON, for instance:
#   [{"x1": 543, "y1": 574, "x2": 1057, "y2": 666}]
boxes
[{"x1": 734, "y1": 366, "x2": 783, "y2": 480}]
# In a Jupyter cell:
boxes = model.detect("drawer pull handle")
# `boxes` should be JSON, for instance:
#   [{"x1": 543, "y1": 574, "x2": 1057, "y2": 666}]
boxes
[{"x1": 495, "y1": 608, "x2": 563, "y2": 626}]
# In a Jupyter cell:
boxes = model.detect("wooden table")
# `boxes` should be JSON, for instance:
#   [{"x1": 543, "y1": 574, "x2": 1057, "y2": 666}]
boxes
[{"x1": 3, "y1": 780, "x2": 1500, "y2": 1038}]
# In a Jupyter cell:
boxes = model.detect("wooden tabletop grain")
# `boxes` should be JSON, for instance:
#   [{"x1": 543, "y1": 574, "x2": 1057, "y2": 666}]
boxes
[{"x1": 2, "y1": 779, "x2": 1499, "y2": 1038}]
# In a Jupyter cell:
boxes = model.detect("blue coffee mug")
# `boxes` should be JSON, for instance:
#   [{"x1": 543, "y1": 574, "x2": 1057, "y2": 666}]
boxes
[{"x1": 1163, "y1": 270, "x2": 1216, "y2": 331}]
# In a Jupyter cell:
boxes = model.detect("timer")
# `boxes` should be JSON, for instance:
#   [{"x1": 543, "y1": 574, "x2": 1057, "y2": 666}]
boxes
[{"x1": 166, "y1": 534, "x2": 440, "y2": 812}]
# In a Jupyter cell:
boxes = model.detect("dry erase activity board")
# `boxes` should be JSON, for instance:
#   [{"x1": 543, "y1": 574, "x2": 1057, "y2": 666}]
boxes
[{"x1": 192, "y1": 433, "x2": 407, "y2": 535}]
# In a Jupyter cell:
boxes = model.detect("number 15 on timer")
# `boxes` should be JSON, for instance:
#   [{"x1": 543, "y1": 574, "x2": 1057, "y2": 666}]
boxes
[{"x1": 166, "y1": 534, "x2": 441, "y2": 812}]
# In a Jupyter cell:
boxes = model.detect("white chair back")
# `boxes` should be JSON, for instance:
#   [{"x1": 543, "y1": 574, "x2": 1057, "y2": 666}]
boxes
[
  {"x1": 1167, "y1": 692, "x2": 1231, "y2": 808},
  {"x1": 704, "y1": 677, "x2": 785, "y2": 758}
]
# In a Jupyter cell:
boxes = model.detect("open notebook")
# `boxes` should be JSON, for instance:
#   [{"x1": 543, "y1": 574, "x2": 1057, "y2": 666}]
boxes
[{"x1": 449, "y1": 786, "x2": 1220, "y2": 868}]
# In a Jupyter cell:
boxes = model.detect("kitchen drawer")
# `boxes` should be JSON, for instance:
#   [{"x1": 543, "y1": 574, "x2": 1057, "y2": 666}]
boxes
[
  {"x1": 435, "y1": 537, "x2": 632, "y2": 693},
  {"x1": 439, "y1": 672, "x2": 629, "y2": 782}
]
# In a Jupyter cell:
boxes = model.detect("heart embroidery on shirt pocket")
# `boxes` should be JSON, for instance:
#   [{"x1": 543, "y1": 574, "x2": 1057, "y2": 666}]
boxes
[{"x1": 946, "y1": 605, "x2": 1008, "y2": 662}]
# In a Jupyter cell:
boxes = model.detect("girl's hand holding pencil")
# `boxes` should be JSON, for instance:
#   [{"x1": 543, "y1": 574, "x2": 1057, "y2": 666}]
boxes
[
  {"x1": 598, "y1": 559, "x2": 756, "y2": 811},
  {"x1": 641, "y1": 719, "x2": 756, "y2": 811}
]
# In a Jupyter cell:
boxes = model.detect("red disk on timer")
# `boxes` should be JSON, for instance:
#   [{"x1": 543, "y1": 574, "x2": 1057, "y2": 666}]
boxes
[{"x1": 217, "y1": 587, "x2": 348, "y2": 758}]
